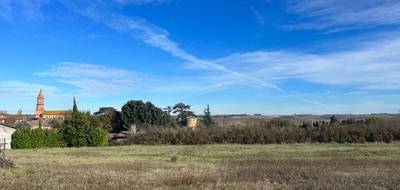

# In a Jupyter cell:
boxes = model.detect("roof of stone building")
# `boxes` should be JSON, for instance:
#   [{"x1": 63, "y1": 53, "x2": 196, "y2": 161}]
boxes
[
  {"x1": 42, "y1": 110, "x2": 67, "y2": 116},
  {"x1": 0, "y1": 123, "x2": 16, "y2": 129}
]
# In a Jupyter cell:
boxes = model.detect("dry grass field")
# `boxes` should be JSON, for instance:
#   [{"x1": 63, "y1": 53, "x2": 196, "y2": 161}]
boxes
[{"x1": 1, "y1": 143, "x2": 400, "y2": 190}]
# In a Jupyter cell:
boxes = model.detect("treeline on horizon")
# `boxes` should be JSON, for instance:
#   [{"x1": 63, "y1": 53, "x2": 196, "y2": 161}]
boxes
[
  {"x1": 11, "y1": 99, "x2": 400, "y2": 149},
  {"x1": 119, "y1": 116, "x2": 400, "y2": 145}
]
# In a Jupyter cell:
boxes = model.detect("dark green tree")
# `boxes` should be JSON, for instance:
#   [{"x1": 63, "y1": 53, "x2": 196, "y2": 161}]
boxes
[
  {"x1": 121, "y1": 100, "x2": 171, "y2": 132},
  {"x1": 73, "y1": 97, "x2": 78, "y2": 113},
  {"x1": 62, "y1": 112, "x2": 108, "y2": 147},
  {"x1": 94, "y1": 107, "x2": 123, "y2": 132},
  {"x1": 173, "y1": 103, "x2": 195, "y2": 126},
  {"x1": 49, "y1": 119, "x2": 63, "y2": 129},
  {"x1": 330, "y1": 115, "x2": 338, "y2": 125},
  {"x1": 203, "y1": 104, "x2": 215, "y2": 128}
]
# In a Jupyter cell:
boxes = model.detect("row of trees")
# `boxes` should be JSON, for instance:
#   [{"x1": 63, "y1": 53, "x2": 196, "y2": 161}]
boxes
[
  {"x1": 12, "y1": 99, "x2": 215, "y2": 148},
  {"x1": 93, "y1": 101, "x2": 215, "y2": 133},
  {"x1": 119, "y1": 119, "x2": 400, "y2": 145}
]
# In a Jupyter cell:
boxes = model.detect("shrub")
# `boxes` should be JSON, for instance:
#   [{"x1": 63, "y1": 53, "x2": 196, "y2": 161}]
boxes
[
  {"x1": 11, "y1": 128, "x2": 64, "y2": 149},
  {"x1": 87, "y1": 127, "x2": 109, "y2": 146},
  {"x1": 44, "y1": 129, "x2": 65, "y2": 147},
  {"x1": 62, "y1": 112, "x2": 109, "y2": 147},
  {"x1": 31, "y1": 128, "x2": 46, "y2": 148},
  {"x1": 11, "y1": 128, "x2": 32, "y2": 149}
]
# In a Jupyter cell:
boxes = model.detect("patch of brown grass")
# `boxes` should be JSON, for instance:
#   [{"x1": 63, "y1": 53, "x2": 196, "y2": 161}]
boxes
[
  {"x1": 1, "y1": 144, "x2": 400, "y2": 189},
  {"x1": 219, "y1": 159, "x2": 400, "y2": 190},
  {"x1": 158, "y1": 159, "x2": 400, "y2": 190}
]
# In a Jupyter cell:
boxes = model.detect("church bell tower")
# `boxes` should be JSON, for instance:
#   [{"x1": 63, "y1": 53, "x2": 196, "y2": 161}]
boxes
[{"x1": 35, "y1": 89, "x2": 45, "y2": 119}]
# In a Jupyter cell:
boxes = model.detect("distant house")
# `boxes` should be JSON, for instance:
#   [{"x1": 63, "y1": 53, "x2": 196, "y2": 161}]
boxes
[{"x1": 0, "y1": 124, "x2": 16, "y2": 149}]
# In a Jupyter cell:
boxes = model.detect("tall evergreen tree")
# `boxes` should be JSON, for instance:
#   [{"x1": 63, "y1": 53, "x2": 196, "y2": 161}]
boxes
[
  {"x1": 73, "y1": 97, "x2": 78, "y2": 113},
  {"x1": 203, "y1": 104, "x2": 214, "y2": 128}
]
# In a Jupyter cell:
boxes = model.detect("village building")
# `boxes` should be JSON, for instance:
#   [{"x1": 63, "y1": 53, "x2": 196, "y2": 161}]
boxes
[
  {"x1": 35, "y1": 89, "x2": 67, "y2": 120},
  {"x1": 0, "y1": 123, "x2": 16, "y2": 149}
]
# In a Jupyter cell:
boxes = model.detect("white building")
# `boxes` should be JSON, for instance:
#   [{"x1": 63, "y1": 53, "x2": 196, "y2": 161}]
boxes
[
  {"x1": 186, "y1": 116, "x2": 198, "y2": 130},
  {"x1": 0, "y1": 124, "x2": 16, "y2": 149}
]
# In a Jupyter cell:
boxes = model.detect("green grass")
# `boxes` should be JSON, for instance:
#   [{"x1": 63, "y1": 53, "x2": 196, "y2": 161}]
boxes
[{"x1": 1, "y1": 143, "x2": 400, "y2": 189}]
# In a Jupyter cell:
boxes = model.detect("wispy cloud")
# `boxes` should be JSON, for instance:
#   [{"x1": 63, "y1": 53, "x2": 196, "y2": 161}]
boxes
[
  {"x1": 302, "y1": 99, "x2": 328, "y2": 108},
  {"x1": 0, "y1": 81, "x2": 59, "y2": 97},
  {"x1": 214, "y1": 33, "x2": 400, "y2": 90},
  {"x1": 250, "y1": 6, "x2": 265, "y2": 26},
  {"x1": 0, "y1": 0, "x2": 49, "y2": 22},
  {"x1": 36, "y1": 62, "x2": 146, "y2": 96},
  {"x1": 57, "y1": 0, "x2": 282, "y2": 92},
  {"x1": 151, "y1": 79, "x2": 237, "y2": 93},
  {"x1": 286, "y1": 0, "x2": 400, "y2": 31},
  {"x1": 0, "y1": 0, "x2": 282, "y2": 92}
]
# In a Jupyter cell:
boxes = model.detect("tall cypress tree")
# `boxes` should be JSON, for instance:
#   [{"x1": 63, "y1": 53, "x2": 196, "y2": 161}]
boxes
[
  {"x1": 203, "y1": 104, "x2": 214, "y2": 128},
  {"x1": 73, "y1": 97, "x2": 78, "y2": 113}
]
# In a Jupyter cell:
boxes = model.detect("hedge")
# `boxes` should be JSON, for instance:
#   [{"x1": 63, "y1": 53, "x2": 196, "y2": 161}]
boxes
[
  {"x1": 11, "y1": 127, "x2": 108, "y2": 149},
  {"x1": 124, "y1": 122, "x2": 400, "y2": 145},
  {"x1": 11, "y1": 128, "x2": 65, "y2": 149}
]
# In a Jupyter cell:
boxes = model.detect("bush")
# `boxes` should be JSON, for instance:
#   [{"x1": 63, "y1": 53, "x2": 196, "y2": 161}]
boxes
[
  {"x1": 11, "y1": 128, "x2": 32, "y2": 149},
  {"x1": 45, "y1": 129, "x2": 65, "y2": 147},
  {"x1": 11, "y1": 128, "x2": 65, "y2": 149},
  {"x1": 62, "y1": 112, "x2": 109, "y2": 147},
  {"x1": 87, "y1": 127, "x2": 109, "y2": 146},
  {"x1": 124, "y1": 119, "x2": 400, "y2": 145}
]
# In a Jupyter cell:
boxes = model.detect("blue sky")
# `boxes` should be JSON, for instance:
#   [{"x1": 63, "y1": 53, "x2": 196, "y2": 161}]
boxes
[{"x1": 1, "y1": 0, "x2": 400, "y2": 115}]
